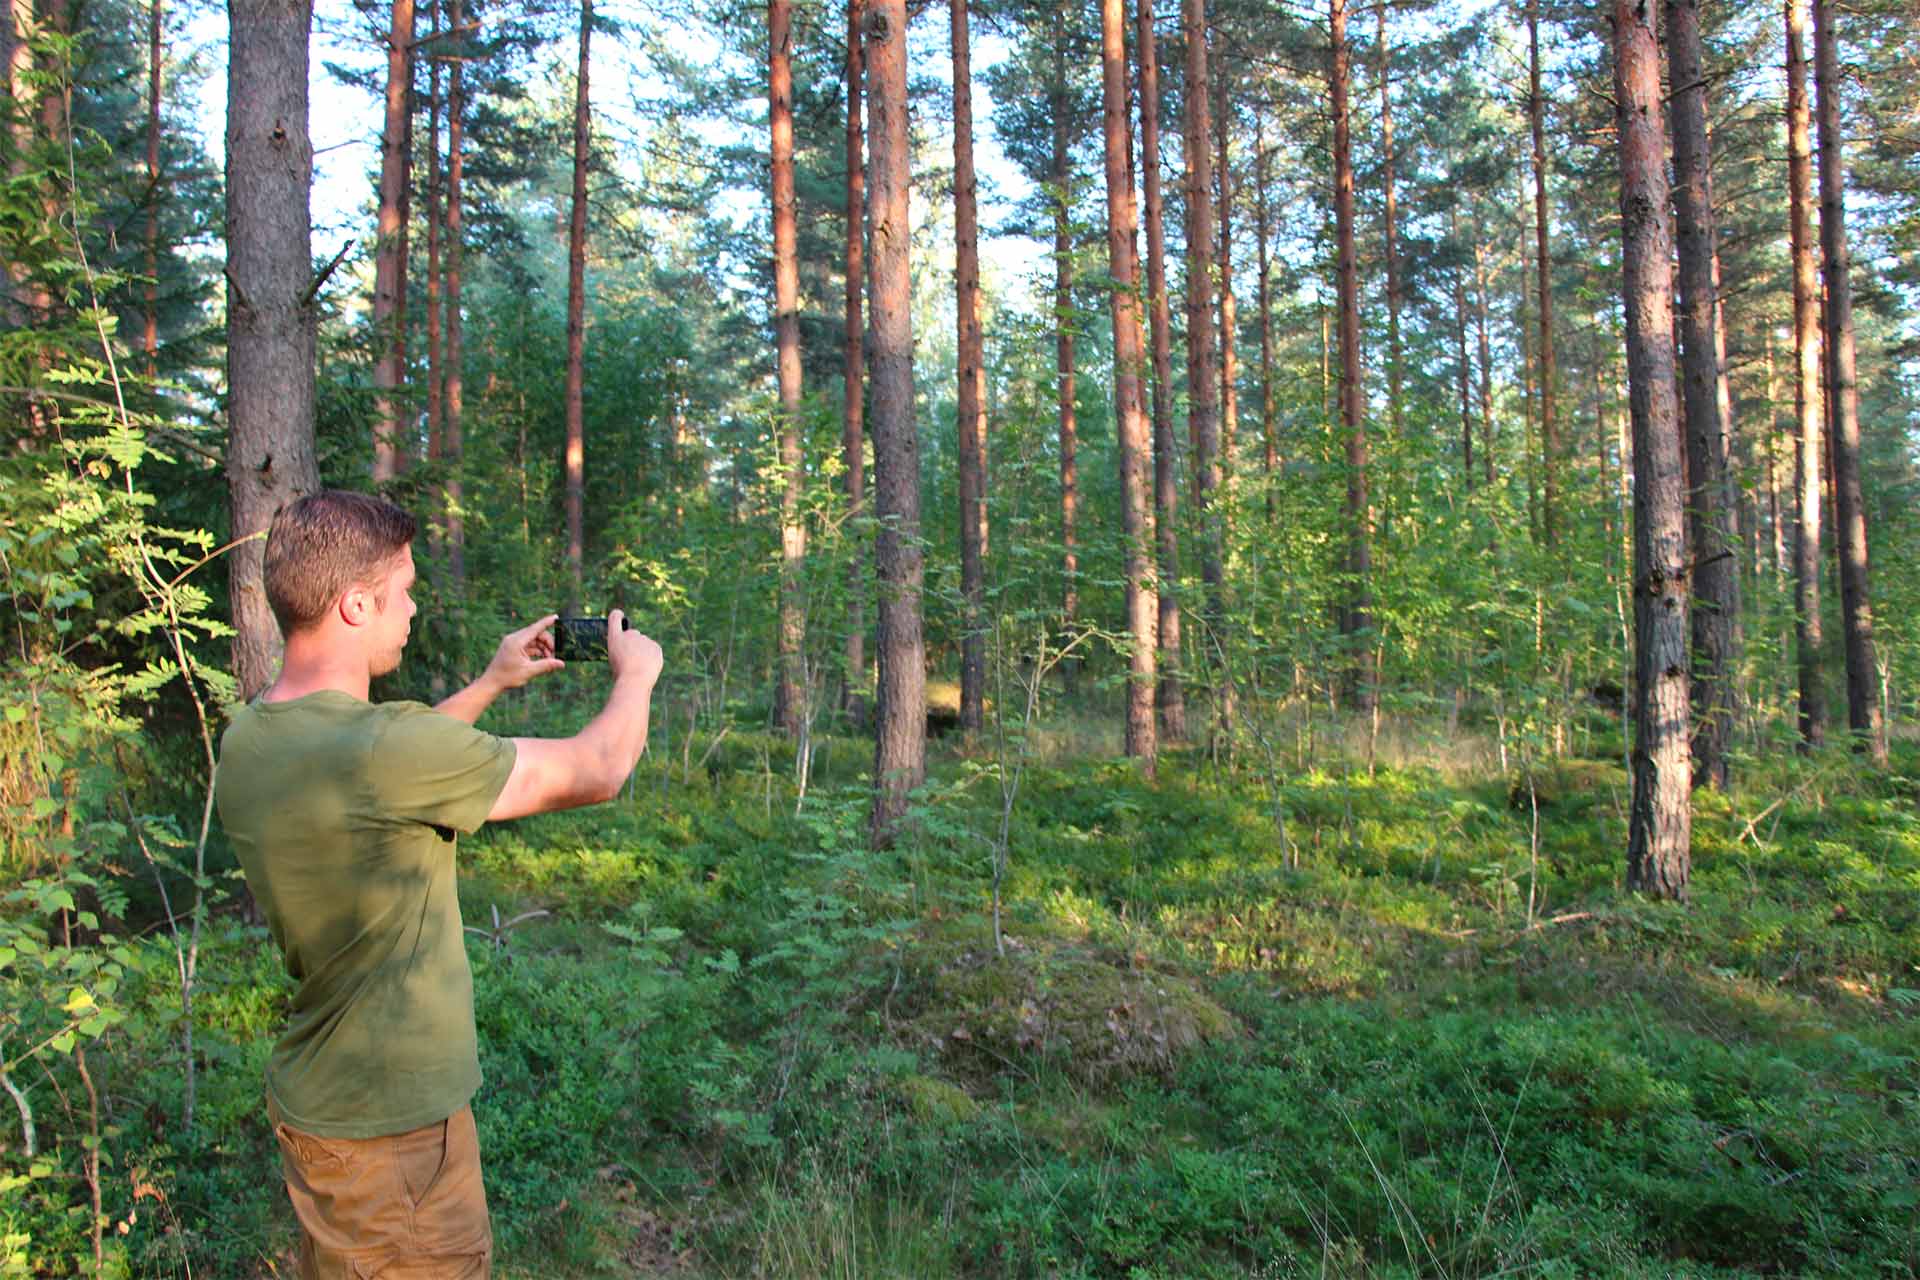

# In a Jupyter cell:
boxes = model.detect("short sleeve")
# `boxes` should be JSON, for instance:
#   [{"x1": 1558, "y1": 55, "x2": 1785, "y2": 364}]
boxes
[{"x1": 368, "y1": 703, "x2": 518, "y2": 835}]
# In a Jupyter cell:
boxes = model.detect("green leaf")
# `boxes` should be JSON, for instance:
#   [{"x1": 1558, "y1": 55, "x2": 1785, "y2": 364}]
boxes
[{"x1": 50, "y1": 1029, "x2": 76, "y2": 1054}]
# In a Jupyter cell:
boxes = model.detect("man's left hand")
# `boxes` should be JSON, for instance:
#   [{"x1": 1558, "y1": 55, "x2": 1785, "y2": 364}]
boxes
[{"x1": 484, "y1": 614, "x2": 567, "y2": 691}]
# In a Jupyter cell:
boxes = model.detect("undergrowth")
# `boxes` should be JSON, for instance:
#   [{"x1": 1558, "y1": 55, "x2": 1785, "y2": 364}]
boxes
[{"x1": 4, "y1": 711, "x2": 1916, "y2": 1277}]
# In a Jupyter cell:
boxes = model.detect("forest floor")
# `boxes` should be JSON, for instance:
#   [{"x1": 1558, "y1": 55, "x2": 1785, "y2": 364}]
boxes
[{"x1": 105, "y1": 710, "x2": 1920, "y2": 1276}]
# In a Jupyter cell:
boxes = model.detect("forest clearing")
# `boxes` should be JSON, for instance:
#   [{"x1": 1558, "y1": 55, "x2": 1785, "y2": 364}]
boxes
[{"x1": 3, "y1": 0, "x2": 1918, "y2": 1274}]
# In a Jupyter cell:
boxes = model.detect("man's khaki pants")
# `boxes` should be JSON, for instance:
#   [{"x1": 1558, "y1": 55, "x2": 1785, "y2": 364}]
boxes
[{"x1": 270, "y1": 1102, "x2": 493, "y2": 1279}]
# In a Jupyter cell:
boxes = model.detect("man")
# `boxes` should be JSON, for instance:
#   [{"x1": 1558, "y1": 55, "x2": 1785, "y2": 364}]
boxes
[{"x1": 215, "y1": 490, "x2": 662, "y2": 1279}]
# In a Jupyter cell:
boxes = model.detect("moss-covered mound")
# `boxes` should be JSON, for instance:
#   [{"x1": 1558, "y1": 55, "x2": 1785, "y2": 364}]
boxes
[
  {"x1": 901, "y1": 921, "x2": 1238, "y2": 1084},
  {"x1": 1509, "y1": 757, "x2": 1630, "y2": 812}
]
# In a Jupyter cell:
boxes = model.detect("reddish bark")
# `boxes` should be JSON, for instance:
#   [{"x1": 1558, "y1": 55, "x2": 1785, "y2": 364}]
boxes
[
  {"x1": 771, "y1": 0, "x2": 807, "y2": 736},
  {"x1": 842, "y1": 0, "x2": 867, "y2": 722},
  {"x1": 1812, "y1": 0, "x2": 1885, "y2": 763},
  {"x1": 1474, "y1": 239, "x2": 1495, "y2": 488},
  {"x1": 1255, "y1": 111, "x2": 1275, "y2": 516},
  {"x1": 1667, "y1": 0, "x2": 1739, "y2": 789},
  {"x1": 424, "y1": 0, "x2": 443, "y2": 552},
  {"x1": 371, "y1": 0, "x2": 415, "y2": 482},
  {"x1": 1450, "y1": 205, "x2": 1472, "y2": 485},
  {"x1": 1216, "y1": 75, "x2": 1238, "y2": 487},
  {"x1": 444, "y1": 0, "x2": 466, "y2": 587},
  {"x1": 1330, "y1": 0, "x2": 1373, "y2": 710},
  {"x1": 1183, "y1": 0, "x2": 1224, "y2": 712},
  {"x1": 1528, "y1": 0, "x2": 1557, "y2": 545},
  {"x1": 1137, "y1": 0, "x2": 1185, "y2": 741},
  {"x1": 1377, "y1": 3, "x2": 1401, "y2": 437},
  {"x1": 144, "y1": 0, "x2": 162, "y2": 377},
  {"x1": 864, "y1": 0, "x2": 925, "y2": 845},
  {"x1": 952, "y1": 0, "x2": 987, "y2": 733},
  {"x1": 1785, "y1": 0, "x2": 1823, "y2": 748},
  {"x1": 563, "y1": 0, "x2": 591, "y2": 611},
  {"x1": 1614, "y1": 0, "x2": 1691, "y2": 900},
  {"x1": 1102, "y1": 0, "x2": 1157, "y2": 768}
]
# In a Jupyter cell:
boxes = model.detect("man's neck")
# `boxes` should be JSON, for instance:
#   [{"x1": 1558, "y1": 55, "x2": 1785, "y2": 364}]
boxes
[{"x1": 263, "y1": 633, "x2": 371, "y2": 704}]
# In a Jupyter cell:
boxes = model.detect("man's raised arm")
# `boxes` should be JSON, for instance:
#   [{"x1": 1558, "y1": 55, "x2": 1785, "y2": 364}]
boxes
[
  {"x1": 488, "y1": 610, "x2": 663, "y2": 821},
  {"x1": 437, "y1": 614, "x2": 567, "y2": 725}
]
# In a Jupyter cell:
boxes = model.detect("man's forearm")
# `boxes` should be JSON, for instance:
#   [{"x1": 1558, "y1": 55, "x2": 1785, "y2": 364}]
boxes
[
  {"x1": 576, "y1": 675, "x2": 655, "y2": 794},
  {"x1": 435, "y1": 671, "x2": 505, "y2": 724}
]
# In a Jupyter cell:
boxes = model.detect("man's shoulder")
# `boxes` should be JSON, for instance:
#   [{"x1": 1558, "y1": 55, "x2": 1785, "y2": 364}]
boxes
[{"x1": 366, "y1": 701, "x2": 508, "y2": 766}]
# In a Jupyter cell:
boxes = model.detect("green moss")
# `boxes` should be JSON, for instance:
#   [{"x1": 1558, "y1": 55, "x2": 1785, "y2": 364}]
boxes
[
  {"x1": 892, "y1": 1073, "x2": 982, "y2": 1126},
  {"x1": 902, "y1": 920, "x2": 1238, "y2": 1083}
]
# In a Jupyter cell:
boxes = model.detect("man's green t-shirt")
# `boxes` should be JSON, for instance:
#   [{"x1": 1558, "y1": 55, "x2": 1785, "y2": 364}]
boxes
[{"x1": 215, "y1": 692, "x2": 517, "y2": 1139}]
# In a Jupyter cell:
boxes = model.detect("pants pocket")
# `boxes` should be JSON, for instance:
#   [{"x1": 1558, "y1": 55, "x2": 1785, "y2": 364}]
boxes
[
  {"x1": 400, "y1": 1107, "x2": 491, "y2": 1256},
  {"x1": 391, "y1": 1116, "x2": 451, "y2": 1210}
]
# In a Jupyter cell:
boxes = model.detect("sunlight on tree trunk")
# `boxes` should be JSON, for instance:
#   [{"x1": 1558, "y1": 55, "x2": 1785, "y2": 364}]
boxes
[
  {"x1": 1785, "y1": 0, "x2": 1824, "y2": 750},
  {"x1": 371, "y1": 0, "x2": 414, "y2": 483},
  {"x1": 952, "y1": 0, "x2": 987, "y2": 736},
  {"x1": 770, "y1": 0, "x2": 807, "y2": 738},
  {"x1": 1137, "y1": 0, "x2": 1184, "y2": 744},
  {"x1": 1614, "y1": 0, "x2": 1691, "y2": 901},
  {"x1": 1329, "y1": 0, "x2": 1373, "y2": 714},
  {"x1": 841, "y1": 0, "x2": 867, "y2": 726},
  {"x1": 1102, "y1": 0, "x2": 1156, "y2": 770},
  {"x1": 865, "y1": 0, "x2": 925, "y2": 846},
  {"x1": 563, "y1": 0, "x2": 591, "y2": 614}
]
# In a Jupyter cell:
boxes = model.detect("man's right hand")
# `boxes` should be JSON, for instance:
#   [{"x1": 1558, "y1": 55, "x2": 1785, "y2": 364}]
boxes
[
  {"x1": 606, "y1": 609, "x2": 663, "y2": 688},
  {"x1": 488, "y1": 611, "x2": 665, "y2": 822}
]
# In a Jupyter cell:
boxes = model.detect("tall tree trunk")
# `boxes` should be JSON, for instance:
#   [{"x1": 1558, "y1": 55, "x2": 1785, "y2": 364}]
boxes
[
  {"x1": 841, "y1": 0, "x2": 866, "y2": 723},
  {"x1": 1713, "y1": 247, "x2": 1750, "y2": 625},
  {"x1": 1183, "y1": 0, "x2": 1224, "y2": 714},
  {"x1": 144, "y1": 0, "x2": 162, "y2": 377},
  {"x1": 444, "y1": 0, "x2": 466, "y2": 588},
  {"x1": 1474, "y1": 239, "x2": 1495, "y2": 489},
  {"x1": 1527, "y1": 0, "x2": 1557, "y2": 545},
  {"x1": 864, "y1": 0, "x2": 925, "y2": 845},
  {"x1": 1255, "y1": 109, "x2": 1275, "y2": 518},
  {"x1": 1451, "y1": 206, "x2": 1473, "y2": 485},
  {"x1": 770, "y1": 0, "x2": 807, "y2": 737},
  {"x1": 1102, "y1": 0, "x2": 1157, "y2": 769},
  {"x1": 951, "y1": 0, "x2": 987, "y2": 734},
  {"x1": 1138, "y1": 0, "x2": 1184, "y2": 741},
  {"x1": 1785, "y1": 0, "x2": 1823, "y2": 748},
  {"x1": 1377, "y1": 2, "x2": 1402, "y2": 439},
  {"x1": 5, "y1": 0, "x2": 50, "y2": 357},
  {"x1": 1765, "y1": 328, "x2": 1785, "y2": 588},
  {"x1": 1052, "y1": 31, "x2": 1077, "y2": 648},
  {"x1": 226, "y1": 0, "x2": 322, "y2": 700},
  {"x1": 370, "y1": 0, "x2": 415, "y2": 482},
  {"x1": 424, "y1": 0, "x2": 443, "y2": 555},
  {"x1": 563, "y1": 0, "x2": 591, "y2": 612},
  {"x1": 1667, "y1": 0, "x2": 1738, "y2": 790},
  {"x1": 1614, "y1": 0, "x2": 1690, "y2": 901},
  {"x1": 1215, "y1": 74, "x2": 1238, "y2": 489},
  {"x1": 1812, "y1": 0, "x2": 1885, "y2": 763},
  {"x1": 1519, "y1": 226, "x2": 1538, "y2": 545},
  {"x1": 1329, "y1": 0, "x2": 1373, "y2": 712}
]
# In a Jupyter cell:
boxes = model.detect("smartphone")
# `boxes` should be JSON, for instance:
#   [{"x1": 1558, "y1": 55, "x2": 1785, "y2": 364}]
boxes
[{"x1": 553, "y1": 615, "x2": 631, "y2": 662}]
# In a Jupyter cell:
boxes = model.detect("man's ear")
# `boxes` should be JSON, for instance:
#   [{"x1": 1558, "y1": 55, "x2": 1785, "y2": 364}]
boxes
[{"x1": 337, "y1": 585, "x2": 372, "y2": 629}]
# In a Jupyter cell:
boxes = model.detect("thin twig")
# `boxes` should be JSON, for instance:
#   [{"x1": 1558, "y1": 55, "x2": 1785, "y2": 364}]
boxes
[{"x1": 301, "y1": 239, "x2": 355, "y2": 308}]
